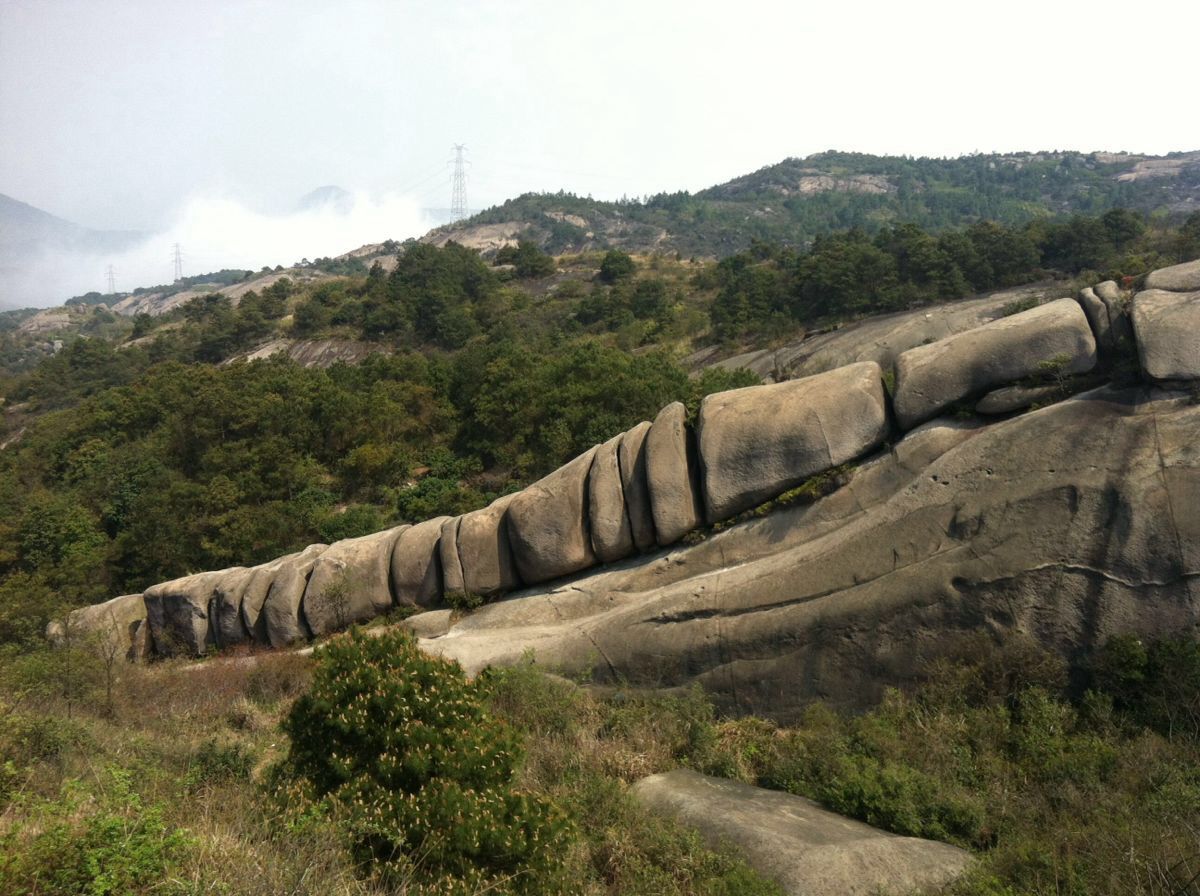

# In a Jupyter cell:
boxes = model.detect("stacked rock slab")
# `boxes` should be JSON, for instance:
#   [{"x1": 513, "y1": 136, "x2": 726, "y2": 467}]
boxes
[
  {"x1": 211, "y1": 566, "x2": 255, "y2": 648},
  {"x1": 262, "y1": 544, "x2": 327, "y2": 648},
  {"x1": 144, "y1": 569, "x2": 232, "y2": 656},
  {"x1": 391, "y1": 517, "x2": 449, "y2": 607},
  {"x1": 507, "y1": 448, "x2": 598, "y2": 584},
  {"x1": 697, "y1": 362, "x2": 889, "y2": 522},
  {"x1": 617, "y1": 421, "x2": 657, "y2": 551},
  {"x1": 441, "y1": 494, "x2": 521, "y2": 599},
  {"x1": 1077, "y1": 286, "x2": 1113, "y2": 351},
  {"x1": 303, "y1": 526, "x2": 408, "y2": 638},
  {"x1": 588, "y1": 433, "x2": 636, "y2": 563},
  {"x1": 1131, "y1": 260, "x2": 1200, "y2": 382},
  {"x1": 645, "y1": 402, "x2": 704, "y2": 545},
  {"x1": 892, "y1": 298, "x2": 1097, "y2": 430},
  {"x1": 47, "y1": 593, "x2": 150, "y2": 662}
]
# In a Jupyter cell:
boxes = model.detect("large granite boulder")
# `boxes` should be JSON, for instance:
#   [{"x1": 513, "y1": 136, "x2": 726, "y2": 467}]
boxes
[
  {"x1": 507, "y1": 448, "x2": 598, "y2": 584},
  {"x1": 1144, "y1": 259, "x2": 1200, "y2": 292},
  {"x1": 589, "y1": 434, "x2": 635, "y2": 563},
  {"x1": 144, "y1": 570, "x2": 231, "y2": 656},
  {"x1": 303, "y1": 526, "x2": 408, "y2": 637},
  {"x1": 261, "y1": 544, "x2": 326, "y2": 648},
  {"x1": 442, "y1": 495, "x2": 521, "y2": 598},
  {"x1": 210, "y1": 567, "x2": 254, "y2": 649},
  {"x1": 1094, "y1": 280, "x2": 1134, "y2": 346},
  {"x1": 618, "y1": 421, "x2": 657, "y2": 551},
  {"x1": 1077, "y1": 287, "x2": 1113, "y2": 350},
  {"x1": 697, "y1": 362, "x2": 889, "y2": 522},
  {"x1": 1131, "y1": 288, "x2": 1200, "y2": 381},
  {"x1": 645, "y1": 402, "x2": 703, "y2": 545},
  {"x1": 632, "y1": 770, "x2": 971, "y2": 896},
  {"x1": 240, "y1": 548, "x2": 323, "y2": 643},
  {"x1": 391, "y1": 517, "x2": 449, "y2": 608},
  {"x1": 46, "y1": 593, "x2": 149, "y2": 662},
  {"x1": 893, "y1": 298, "x2": 1097, "y2": 430},
  {"x1": 418, "y1": 388, "x2": 1200, "y2": 721}
]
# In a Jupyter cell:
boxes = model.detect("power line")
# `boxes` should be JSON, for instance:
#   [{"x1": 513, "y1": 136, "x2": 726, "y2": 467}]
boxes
[
  {"x1": 172, "y1": 243, "x2": 184, "y2": 281},
  {"x1": 450, "y1": 144, "x2": 469, "y2": 221},
  {"x1": 105, "y1": 265, "x2": 116, "y2": 294}
]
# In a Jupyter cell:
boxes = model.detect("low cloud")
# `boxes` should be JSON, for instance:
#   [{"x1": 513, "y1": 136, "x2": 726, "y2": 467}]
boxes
[{"x1": 3, "y1": 192, "x2": 432, "y2": 308}]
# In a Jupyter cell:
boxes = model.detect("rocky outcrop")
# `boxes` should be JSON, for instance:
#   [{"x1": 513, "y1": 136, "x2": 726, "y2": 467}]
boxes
[
  {"x1": 303, "y1": 527, "x2": 408, "y2": 637},
  {"x1": 507, "y1": 449, "x2": 598, "y2": 584},
  {"x1": 893, "y1": 299, "x2": 1097, "y2": 430},
  {"x1": 443, "y1": 495, "x2": 521, "y2": 598},
  {"x1": 47, "y1": 593, "x2": 149, "y2": 661},
  {"x1": 975, "y1": 383, "x2": 1064, "y2": 415},
  {"x1": 697, "y1": 362, "x2": 889, "y2": 522},
  {"x1": 144, "y1": 569, "x2": 231, "y2": 656},
  {"x1": 262, "y1": 544, "x2": 326, "y2": 648},
  {"x1": 632, "y1": 770, "x2": 971, "y2": 896},
  {"x1": 1078, "y1": 287, "x2": 1113, "y2": 351},
  {"x1": 618, "y1": 421, "x2": 657, "y2": 551},
  {"x1": 588, "y1": 434, "x2": 635, "y2": 563},
  {"x1": 1144, "y1": 259, "x2": 1200, "y2": 293},
  {"x1": 391, "y1": 517, "x2": 448, "y2": 607},
  {"x1": 1131, "y1": 288, "x2": 1200, "y2": 381},
  {"x1": 211, "y1": 567, "x2": 254, "y2": 648},
  {"x1": 645, "y1": 402, "x2": 703, "y2": 544}
]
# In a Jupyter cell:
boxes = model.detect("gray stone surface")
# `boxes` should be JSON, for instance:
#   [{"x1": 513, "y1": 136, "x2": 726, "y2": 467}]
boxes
[
  {"x1": 1078, "y1": 287, "x2": 1113, "y2": 350},
  {"x1": 47, "y1": 593, "x2": 148, "y2": 662},
  {"x1": 1095, "y1": 280, "x2": 1134, "y2": 346},
  {"x1": 1132, "y1": 288, "x2": 1200, "y2": 381},
  {"x1": 645, "y1": 402, "x2": 703, "y2": 545},
  {"x1": 697, "y1": 362, "x2": 889, "y2": 522},
  {"x1": 421, "y1": 388, "x2": 1200, "y2": 721},
  {"x1": 696, "y1": 284, "x2": 1055, "y2": 382},
  {"x1": 1144, "y1": 258, "x2": 1200, "y2": 292},
  {"x1": 261, "y1": 544, "x2": 327, "y2": 648},
  {"x1": 975, "y1": 383, "x2": 1065, "y2": 415},
  {"x1": 893, "y1": 298, "x2": 1097, "y2": 430},
  {"x1": 618, "y1": 421, "x2": 657, "y2": 551},
  {"x1": 632, "y1": 770, "x2": 971, "y2": 896},
  {"x1": 303, "y1": 526, "x2": 408, "y2": 637},
  {"x1": 211, "y1": 567, "x2": 254, "y2": 648},
  {"x1": 450, "y1": 494, "x2": 521, "y2": 597},
  {"x1": 507, "y1": 447, "x2": 598, "y2": 584},
  {"x1": 144, "y1": 570, "x2": 230, "y2": 656},
  {"x1": 589, "y1": 434, "x2": 635, "y2": 563},
  {"x1": 439, "y1": 517, "x2": 466, "y2": 594},
  {"x1": 391, "y1": 517, "x2": 449, "y2": 607},
  {"x1": 241, "y1": 551, "x2": 302, "y2": 643}
]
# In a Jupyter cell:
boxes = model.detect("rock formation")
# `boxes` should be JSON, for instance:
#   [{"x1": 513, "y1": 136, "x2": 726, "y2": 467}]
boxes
[{"x1": 60, "y1": 260, "x2": 1199, "y2": 719}]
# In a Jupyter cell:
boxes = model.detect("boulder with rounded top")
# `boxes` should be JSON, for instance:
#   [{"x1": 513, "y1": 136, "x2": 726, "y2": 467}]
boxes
[
  {"x1": 303, "y1": 525, "x2": 409, "y2": 638},
  {"x1": 391, "y1": 517, "x2": 449, "y2": 607},
  {"x1": 589, "y1": 434, "x2": 635, "y2": 563},
  {"x1": 507, "y1": 448, "x2": 598, "y2": 584},
  {"x1": 645, "y1": 402, "x2": 704, "y2": 545},
  {"x1": 1131, "y1": 288, "x2": 1200, "y2": 381},
  {"x1": 618, "y1": 421, "x2": 657, "y2": 551},
  {"x1": 261, "y1": 544, "x2": 326, "y2": 648}
]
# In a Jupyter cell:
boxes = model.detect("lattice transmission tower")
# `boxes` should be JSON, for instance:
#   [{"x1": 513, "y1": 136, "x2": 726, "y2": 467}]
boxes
[
  {"x1": 450, "y1": 144, "x2": 469, "y2": 221},
  {"x1": 105, "y1": 265, "x2": 117, "y2": 294},
  {"x1": 172, "y1": 243, "x2": 184, "y2": 281}
]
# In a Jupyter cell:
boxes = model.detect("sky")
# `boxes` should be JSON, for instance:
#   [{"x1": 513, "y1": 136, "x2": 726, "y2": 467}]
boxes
[{"x1": 2, "y1": 0, "x2": 1199, "y2": 300}]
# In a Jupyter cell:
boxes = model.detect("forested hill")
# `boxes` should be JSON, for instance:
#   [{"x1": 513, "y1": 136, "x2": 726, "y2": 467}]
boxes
[{"x1": 425, "y1": 150, "x2": 1200, "y2": 258}]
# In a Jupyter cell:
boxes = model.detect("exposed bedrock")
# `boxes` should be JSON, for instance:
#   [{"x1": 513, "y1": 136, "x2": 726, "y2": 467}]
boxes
[
  {"x1": 892, "y1": 298, "x2": 1097, "y2": 430},
  {"x1": 507, "y1": 447, "x2": 599, "y2": 584},
  {"x1": 1095, "y1": 280, "x2": 1134, "y2": 346},
  {"x1": 144, "y1": 569, "x2": 234, "y2": 656},
  {"x1": 697, "y1": 362, "x2": 889, "y2": 523},
  {"x1": 47, "y1": 593, "x2": 149, "y2": 661},
  {"x1": 262, "y1": 544, "x2": 327, "y2": 648},
  {"x1": 645, "y1": 401, "x2": 704, "y2": 544},
  {"x1": 391, "y1": 516, "x2": 449, "y2": 607},
  {"x1": 303, "y1": 526, "x2": 408, "y2": 638},
  {"x1": 589, "y1": 434, "x2": 636, "y2": 563},
  {"x1": 618, "y1": 421, "x2": 657, "y2": 551},
  {"x1": 1144, "y1": 258, "x2": 1200, "y2": 293},
  {"x1": 1077, "y1": 287, "x2": 1113, "y2": 351},
  {"x1": 419, "y1": 388, "x2": 1200, "y2": 721},
  {"x1": 1131, "y1": 287, "x2": 1200, "y2": 382},
  {"x1": 442, "y1": 495, "x2": 521, "y2": 598}
]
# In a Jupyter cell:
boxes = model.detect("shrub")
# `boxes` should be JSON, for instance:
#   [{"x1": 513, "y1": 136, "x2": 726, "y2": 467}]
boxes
[{"x1": 279, "y1": 628, "x2": 565, "y2": 892}]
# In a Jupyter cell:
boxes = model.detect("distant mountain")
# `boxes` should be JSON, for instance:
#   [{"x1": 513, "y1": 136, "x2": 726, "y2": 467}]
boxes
[
  {"x1": 296, "y1": 186, "x2": 355, "y2": 214},
  {"x1": 424, "y1": 150, "x2": 1200, "y2": 258}
]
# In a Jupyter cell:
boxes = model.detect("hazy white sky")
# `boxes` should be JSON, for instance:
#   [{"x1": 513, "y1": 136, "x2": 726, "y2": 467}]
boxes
[{"x1": 3, "y1": 0, "x2": 1199, "y2": 231}]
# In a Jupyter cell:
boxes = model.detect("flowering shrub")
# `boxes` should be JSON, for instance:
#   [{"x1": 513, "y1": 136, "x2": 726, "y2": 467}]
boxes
[{"x1": 280, "y1": 628, "x2": 565, "y2": 893}]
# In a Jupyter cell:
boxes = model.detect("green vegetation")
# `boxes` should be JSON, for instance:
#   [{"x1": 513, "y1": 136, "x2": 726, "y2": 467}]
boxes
[{"x1": 1, "y1": 627, "x2": 1197, "y2": 894}]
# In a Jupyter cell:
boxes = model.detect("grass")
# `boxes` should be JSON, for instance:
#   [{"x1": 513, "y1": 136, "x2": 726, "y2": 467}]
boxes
[{"x1": 1, "y1": 630, "x2": 1199, "y2": 895}]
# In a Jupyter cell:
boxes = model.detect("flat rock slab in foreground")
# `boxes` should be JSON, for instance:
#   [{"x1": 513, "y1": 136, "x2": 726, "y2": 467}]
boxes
[{"x1": 632, "y1": 769, "x2": 971, "y2": 896}]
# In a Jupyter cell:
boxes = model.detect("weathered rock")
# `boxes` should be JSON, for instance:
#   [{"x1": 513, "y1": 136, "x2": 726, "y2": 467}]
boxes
[
  {"x1": 589, "y1": 434, "x2": 635, "y2": 563},
  {"x1": 144, "y1": 570, "x2": 230, "y2": 656},
  {"x1": 697, "y1": 362, "x2": 889, "y2": 522},
  {"x1": 975, "y1": 383, "x2": 1065, "y2": 415},
  {"x1": 507, "y1": 448, "x2": 598, "y2": 584},
  {"x1": 1078, "y1": 287, "x2": 1113, "y2": 350},
  {"x1": 893, "y1": 298, "x2": 1097, "y2": 430},
  {"x1": 444, "y1": 495, "x2": 521, "y2": 597},
  {"x1": 241, "y1": 550, "x2": 308, "y2": 643},
  {"x1": 211, "y1": 567, "x2": 254, "y2": 648},
  {"x1": 303, "y1": 526, "x2": 408, "y2": 637},
  {"x1": 632, "y1": 770, "x2": 971, "y2": 896},
  {"x1": 47, "y1": 593, "x2": 148, "y2": 662},
  {"x1": 700, "y1": 284, "x2": 1055, "y2": 382},
  {"x1": 421, "y1": 388, "x2": 1200, "y2": 721},
  {"x1": 391, "y1": 517, "x2": 449, "y2": 607},
  {"x1": 1144, "y1": 258, "x2": 1200, "y2": 292},
  {"x1": 645, "y1": 402, "x2": 703, "y2": 545},
  {"x1": 1131, "y1": 288, "x2": 1200, "y2": 381},
  {"x1": 1095, "y1": 280, "x2": 1134, "y2": 345},
  {"x1": 618, "y1": 421, "x2": 657, "y2": 551},
  {"x1": 261, "y1": 544, "x2": 327, "y2": 648}
]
